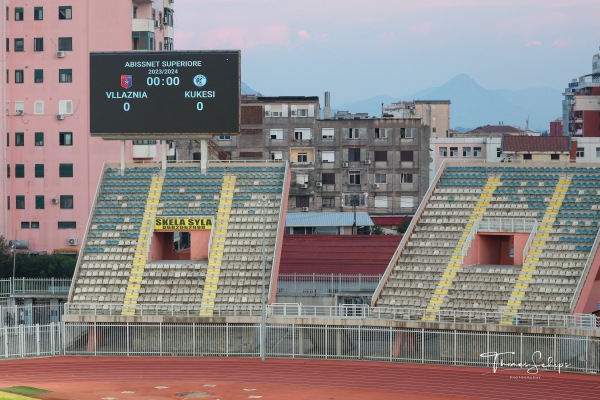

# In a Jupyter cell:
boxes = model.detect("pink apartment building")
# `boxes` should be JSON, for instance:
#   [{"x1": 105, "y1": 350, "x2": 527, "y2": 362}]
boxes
[{"x1": 0, "y1": 1, "x2": 173, "y2": 254}]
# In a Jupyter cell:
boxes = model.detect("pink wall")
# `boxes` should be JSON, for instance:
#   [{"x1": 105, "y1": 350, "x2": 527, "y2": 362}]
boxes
[
  {"x1": 148, "y1": 230, "x2": 210, "y2": 261},
  {"x1": 464, "y1": 233, "x2": 529, "y2": 266},
  {"x1": 2, "y1": 1, "x2": 165, "y2": 253},
  {"x1": 575, "y1": 245, "x2": 600, "y2": 313},
  {"x1": 190, "y1": 231, "x2": 210, "y2": 260}
]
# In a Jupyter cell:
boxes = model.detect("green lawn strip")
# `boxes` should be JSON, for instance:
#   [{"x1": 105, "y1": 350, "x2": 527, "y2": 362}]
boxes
[
  {"x1": 0, "y1": 391, "x2": 38, "y2": 400},
  {"x1": 0, "y1": 386, "x2": 51, "y2": 395}
]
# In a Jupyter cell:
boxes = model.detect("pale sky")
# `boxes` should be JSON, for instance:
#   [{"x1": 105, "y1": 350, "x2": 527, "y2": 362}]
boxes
[{"x1": 174, "y1": 0, "x2": 600, "y2": 105}]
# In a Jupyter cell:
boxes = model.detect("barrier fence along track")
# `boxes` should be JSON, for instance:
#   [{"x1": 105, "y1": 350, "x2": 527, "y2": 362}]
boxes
[
  {"x1": 1, "y1": 322, "x2": 599, "y2": 376},
  {"x1": 61, "y1": 303, "x2": 600, "y2": 330}
]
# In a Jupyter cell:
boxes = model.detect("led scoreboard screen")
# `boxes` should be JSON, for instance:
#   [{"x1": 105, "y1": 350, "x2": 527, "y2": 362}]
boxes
[{"x1": 90, "y1": 51, "x2": 240, "y2": 136}]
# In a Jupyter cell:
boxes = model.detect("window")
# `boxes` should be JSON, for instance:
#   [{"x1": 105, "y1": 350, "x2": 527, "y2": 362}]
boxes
[
  {"x1": 16, "y1": 195, "x2": 25, "y2": 209},
  {"x1": 523, "y1": 154, "x2": 532, "y2": 160},
  {"x1": 296, "y1": 174, "x2": 308, "y2": 185},
  {"x1": 374, "y1": 196, "x2": 388, "y2": 208},
  {"x1": 576, "y1": 147, "x2": 585, "y2": 158},
  {"x1": 348, "y1": 148, "x2": 361, "y2": 162},
  {"x1": 31, "y1": 222, "x2": 39, "y2": 229},
  {"x1": 348, "y1": 170, "x2": 361, "y2": 185},
  {"x1": 58, "y1": 100, "x2": 73, "y2": 114},
  {"x1": 34, "y1": 37, "x2": 43, "y2": 51},
  {"x1": 132, "y1": 31, "x2": 154, "y2": 50},
  {"x1": 343, "y1": 193, "x2": 366, "y2": 207},
  {"x1": 164, "y1": 8, "x2": 174, "y2": 26},
  {"x1": 294, "y1": 128, "x2": 311, "y2": 140},
  {"x1": 217, "y1": 135, "x2": 230, "y2": 141},
  {"x1": 15, "y1": 7, "x2": 24, "y2": 21},
  {"x1": 374, "y1": 151, "x2": 387, "y2": 162},
  {"x1": 35, "y1": 195, "x2": 45, "y2": 210},
  {"x1": 401, "y1": 173, "x2": 413, "y2": 184},
  {"x1": 496, "y1": 147, "x2": 502, "y2": 158},
  {"x1": 58, "y1": 221, "x2": 76, "y2": 229},
  {"x1": 15, "y1": 70, "x2": 24, "y2": 83},
  {"x1": 400, "y1": 196, "x2": 415, "y2": 210},
  {"x1": 15, "y1": 164, "x2": 24, "y2": 178},
  {"x1": 14, "y1": 38, "x2": 24, "y2": 51},
  {"x1": 321, "y1": 173, "x2": 335, "y2": 185},
  {"x1": 270, "y1": 151, "x2": 283, "y2": 161},
  {"x1": 60, "y1": 195, "x2": 73, "y2": 209},
  {"x1": 462, "y1": 147, "x2": 472, "y2": 157},
  {"x1": 59, "y1": 132, "x2": 72, "y2": 146},
  {"x1": 15, "y1": 132, "x2": 24, "y2": 146},
  {"x1": 5, "y1": 38, "x2": 8, "y2": 52},
  {"x1": 375, "y1": 173, "x2": 387, "y2": 184},
  {"x1": 400, "y1": 128, "x2": 413, "y2": 139},
  {"x1": 322, "y1": 198, "x2": 335, "y2": 208},
  {"x1": 439, "y1": 147, "x2": 448, "y2": 157},
  {"x1": 6, "y1": 165, "x2": 9, "y2": 178},
  {"x1": 58, "y1": 6, "x2": 72, "y2": 20},
  {"x1": 59, "y1": 69, "x2": 72, "y2": 83},
  {"x1": 295, "y1": 196, "x2": 309, "y2": 208},
  {"x1": 35, "y1": 132, "x2": 44, "y2": 146},
  {"x1": 59, "y1": 163, "x2": 73, "y2": 177},
  {"x1": 34, "y1": 100, "x2": 44, "y2": 115},
  {"x1": 34, "y1": 7, "x2": 43, "y2": 20},
  {"x1": 322, "y1": 128, "x2": 334, "y2": 139},
  {"x1": 348, "y1": 128, "x2": 360, "y2": 139},
  {"x1": 297, "y1": 152, "x2": 308, "y2": 163},
  {"x1": 449, "y1": 147, "x2": 458, "y2": 157},
  {"x1": 58, "y1": 37, "x2": 72, "y2": 51},
  {"x1": 34, "y1": 69, "x2": 43, "y2": 83},
  {"x1": 35, "y1": 164, "x2": 44, "y2": 178},
  {"x1": 21, "y1": 222, "x2": 30, "y2": 229},
  {"x1": 400, "y1": 150, "x2": 414, "y2": 162},
  {"x1": 270, "y1": 129, "x2": 283, "y2": 140},
  {"x1": 474, "y1": 147, "x2": 482, "y2": 157},
  {"x1": 551, "y1": 154, "x2": 560, "y2": 160},
  {"x1": 375, "y1": 128, "x2": 387, "y2": 139},
  {"x1": 321, "y1": 151, "x2": 335, "y2": 163}
]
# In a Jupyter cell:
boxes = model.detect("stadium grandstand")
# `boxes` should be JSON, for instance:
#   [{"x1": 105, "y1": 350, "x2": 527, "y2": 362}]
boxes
[
  {"x1": 372, "y1": 162, "x2": 600, "y2": 324},
  {"x1": 67, "y1": 161, "x2": 289, "y2": 316}
]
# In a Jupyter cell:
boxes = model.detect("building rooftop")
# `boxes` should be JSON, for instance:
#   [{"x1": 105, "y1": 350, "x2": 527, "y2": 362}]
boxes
[{"x1": 503, "y1": 136, "x2": 571, "y2": 153}]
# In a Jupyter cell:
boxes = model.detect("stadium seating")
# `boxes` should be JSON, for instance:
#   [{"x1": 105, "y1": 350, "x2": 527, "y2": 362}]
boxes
[
  {"x1": 69, "y1": 162, "x2": 287, "y2": 315},
  {"x1": 374, "y1": 164, "x2": 600, "y2": 321}
]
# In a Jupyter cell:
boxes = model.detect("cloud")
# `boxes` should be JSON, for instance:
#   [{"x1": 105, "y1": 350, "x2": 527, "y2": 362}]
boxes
[
  {"x1": 526, "y1": 40, "x2": 543, "y2": 47},
  {"x1": 407, "y1": 22, "x2": 432, "y2": 36},
  {"x1": 551, "y1": 39, "x2": 570, "y2": 48},
  {"x1": 197, "y1": 24, "x2": 290, "y2": 50},
  {"x1": 298, "y1": 30, "x2": 311, "y2": 40}
]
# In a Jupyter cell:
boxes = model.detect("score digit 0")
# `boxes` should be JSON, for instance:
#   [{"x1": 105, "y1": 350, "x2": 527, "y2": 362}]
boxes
[
  {"x1": 124, "y1": 102, "x2": 130, "y2": 111},
  {"x1": 197, "y1": 102, "x2": 204, "y2": 111}
]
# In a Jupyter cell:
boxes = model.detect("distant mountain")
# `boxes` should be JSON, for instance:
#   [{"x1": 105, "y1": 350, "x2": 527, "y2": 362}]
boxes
[
  {"x1": 242, "y1": 81, "x2": 260, "y2": 95},
  {"x1": 333, "y1": 74, "x2": 562, "y2": 131}
]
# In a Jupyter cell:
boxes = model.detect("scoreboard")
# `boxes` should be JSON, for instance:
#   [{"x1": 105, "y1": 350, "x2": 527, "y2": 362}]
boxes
[{"x1": 90, "y1": 51, "x2": 240, "y2": 138}]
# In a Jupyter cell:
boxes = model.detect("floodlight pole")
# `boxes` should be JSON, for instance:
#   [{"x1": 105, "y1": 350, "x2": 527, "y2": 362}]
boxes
[
  {"x1": 12, "y1": 242, "x2": 17, "y2": 293},
  {"x1": 260, "y1": 198, "x2": 267, "y2": 361}
]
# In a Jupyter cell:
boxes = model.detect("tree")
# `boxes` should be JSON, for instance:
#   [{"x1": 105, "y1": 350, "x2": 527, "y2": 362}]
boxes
[
  {"x1": 395, "y1": 220, "x2": 411, "y2": 234},
  {"x1": 371, "y1": 225, "x2": 385, "y2": 235},
  {"x1": 0, "y1": 236, "x2": 75, "y2": 278}
]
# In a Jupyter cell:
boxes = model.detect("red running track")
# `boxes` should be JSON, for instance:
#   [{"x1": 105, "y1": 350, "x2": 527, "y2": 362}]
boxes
[{"x1": 1, "y1": 357, "x2": 599, "y2": 400}]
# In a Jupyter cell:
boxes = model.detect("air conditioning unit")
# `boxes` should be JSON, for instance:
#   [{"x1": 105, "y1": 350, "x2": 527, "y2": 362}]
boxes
[
  {"x1": 15, "y1": 110, "x2": 24, "y2": 115},
  {"x1": 373, "y1": 183, "x2": 380, "y2": 189},
  {"x1": 68, "y1": 238, "x2": 78, "y2": 246},
  {"x1": 364, "y1": 159, "x2": 372, "y2": 165},
  {"x1": 302, "y1": 207, "x2": 309, "y2": 212},
  {"x1": 343, "y1": 162, "x2": 349, "y2": 168},
  {"x1": 56, "y1": 114, "x2": 65, "y2": 120},
  {"x1": 51, "y1": 198, "x2": 59, "y2": 204},
  {"x1": 154, "y1": 20, "x2": 160, "y2": 28},
  {"x1": 316, "y1": 182, "x2": 322, "y2": 187},
  {"x1": 56, "y1": 51, "x2": 65, "y2": 58},
  {"x1": 301, "y1": 183, "x2": 308, "y2": 189}
]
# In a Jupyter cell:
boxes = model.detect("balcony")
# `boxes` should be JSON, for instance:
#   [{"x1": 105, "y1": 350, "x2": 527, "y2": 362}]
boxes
[{"x1": 132, "y1": 18, "x2": 155, "y2": 32}]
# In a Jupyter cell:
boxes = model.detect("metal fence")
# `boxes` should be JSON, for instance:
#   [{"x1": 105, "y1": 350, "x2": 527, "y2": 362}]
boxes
[
  {"x1": 0, "y1": 278, "x2": 71, "y2": 297},
  {"x1": 3, "y1": 322, "x2": 598, "y2": 376},
  {"x1": 0, "y1": 304, "x2": 65, "y2": 327},
  {"x1": 276, "y1": 274, "x2": 382, "y2": 296}
]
